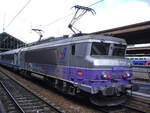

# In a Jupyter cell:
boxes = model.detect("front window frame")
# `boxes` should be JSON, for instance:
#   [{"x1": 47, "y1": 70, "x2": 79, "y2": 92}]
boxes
[
  {"x1": 112, "y1": 44, "x2": 126, "y2": 57},
  {"x1": 90, "y1": 42, "x2": 126, "y2": 57},
  {"x1": 90, "y1": 42, "x2": 110, "y2": 56}
]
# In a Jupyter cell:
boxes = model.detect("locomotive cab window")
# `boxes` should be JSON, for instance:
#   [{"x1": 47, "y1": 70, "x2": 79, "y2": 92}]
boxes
[
  {"x1": 91, "y1": 42, "x2": 110, "y2": 55},
  {"x1": 112, "y1": 44, "x2": 126, "y2": 57}
]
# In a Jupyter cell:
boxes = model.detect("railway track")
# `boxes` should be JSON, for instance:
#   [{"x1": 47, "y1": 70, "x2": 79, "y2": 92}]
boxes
[
  {"x1": 133, "y1": 82, "x2": 150, "y2": 91},
  {"x1": 96, "y1": 103, "x2": 148, "y2": 113},
  {"x1": 103, "y1": 104, "x2": 147, "y2": 113},
  {"x1": 125, "y1": 94, "x2": 150, "y2": 113},
  {"x1": 0, "y1": 70, "x2": 65, "y2": 113},
  {"x1": 130, "y1": 94, "x2": 150, "y2": 105}
]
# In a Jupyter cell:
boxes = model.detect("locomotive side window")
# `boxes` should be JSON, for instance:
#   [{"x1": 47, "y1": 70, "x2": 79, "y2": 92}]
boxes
[
  {"x1": 72, "y1": 45, "x2": 75, "y2": 55},
  {"x1": 91, "y1": 42, "x2": 110, "y2": 55}
]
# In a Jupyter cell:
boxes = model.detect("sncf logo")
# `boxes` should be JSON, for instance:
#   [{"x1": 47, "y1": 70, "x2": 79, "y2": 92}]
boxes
[{"x1": 58, "y1": 48, "x2": 67, "y2": 60}]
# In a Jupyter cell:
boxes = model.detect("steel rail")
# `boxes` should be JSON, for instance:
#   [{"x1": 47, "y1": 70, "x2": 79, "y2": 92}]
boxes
[
  {"x1": 129, "y1": 95, "x2": 150, "y2": 105},
  {"x1": 0, "y1": 81, "x2": 25, "y2": 113},
  {"x1": 97, "y1": 105, "x2": 147, "y2": 113},
  {"x1": 121, "y1": 104, "x2": 148, "y2": 113}
]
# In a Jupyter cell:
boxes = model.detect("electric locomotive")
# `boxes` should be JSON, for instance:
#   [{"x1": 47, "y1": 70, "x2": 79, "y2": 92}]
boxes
[
  {"x1": 0, "y1": 34, "x2": 135, "y2": 106},
  {"x1": 0, "y1": 5, "x2": 138, "y2": 107}
]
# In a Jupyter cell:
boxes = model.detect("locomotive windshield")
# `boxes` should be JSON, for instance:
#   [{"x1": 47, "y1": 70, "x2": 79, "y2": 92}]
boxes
[
  {"x1": 91, "y1": 42, "x2": 126, "y2": 56},
  {"x1": 91, "y1": 42, "x2": 110, "y2": 55},
  {"x1": 112, "y1": 44, "x2": 126, "y2": 57}
]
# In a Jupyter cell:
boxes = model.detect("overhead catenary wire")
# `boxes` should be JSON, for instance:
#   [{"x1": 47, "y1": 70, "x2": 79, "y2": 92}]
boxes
[
  {"x1": 41, "y1": 13, "x2": 73, "y2": 28},
  {"x1": 41, "y1": 0, "x2": 104, "y2": 28},
  {"x1": 4, "y1": 0, "x2": 31, "y2": 31},
  {"x1": 88, "y1": 0, "x2": 104, "y2": 7}
]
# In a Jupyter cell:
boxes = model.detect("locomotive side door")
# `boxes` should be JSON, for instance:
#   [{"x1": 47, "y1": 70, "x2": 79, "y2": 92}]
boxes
[
  {"x1": 69, "y1": 43, "x2": 88, "y2": 82},
  {"x1": 69, "y1": 44, "x2": 77, "y2": 81}
]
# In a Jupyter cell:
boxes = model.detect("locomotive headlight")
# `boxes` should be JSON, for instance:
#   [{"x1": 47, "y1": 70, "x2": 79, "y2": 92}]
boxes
[
  {"x1": 103, "y1": 73, "x2": 107, "y2": 78},
  {"x1": 126, "y1": 72, "x2": 130, "y2": 77},
  {"x1": 102, "y1": 72, "x2": 111, "y2": 79}
]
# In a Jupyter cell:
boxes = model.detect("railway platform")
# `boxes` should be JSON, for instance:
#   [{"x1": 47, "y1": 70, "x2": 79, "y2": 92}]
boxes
[{"x1": 131, "y1": 82, "x2": 150, "y2": 97}]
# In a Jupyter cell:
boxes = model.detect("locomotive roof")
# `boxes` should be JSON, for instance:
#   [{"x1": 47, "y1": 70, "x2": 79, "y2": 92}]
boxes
[{"x1": 21, "y1": 34, "x2": 126, "y2": 52}]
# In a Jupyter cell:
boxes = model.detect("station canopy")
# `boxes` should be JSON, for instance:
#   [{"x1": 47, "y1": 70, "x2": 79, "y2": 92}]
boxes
[
  {"x1": 0, "y1": 32, "x2": 26, "y2": 52},
  {"x1": 92, "y1": 20, "x2": 150, "y2": 45}
]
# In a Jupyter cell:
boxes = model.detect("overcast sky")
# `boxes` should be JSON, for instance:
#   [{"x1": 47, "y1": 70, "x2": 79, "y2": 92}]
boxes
[{"x1": 0, "y1": 0, "x2": 150, "y2": 43}]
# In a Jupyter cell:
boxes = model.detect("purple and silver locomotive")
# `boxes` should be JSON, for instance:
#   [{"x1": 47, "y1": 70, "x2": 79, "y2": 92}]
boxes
[{"x1": 0, "y1": 34, "x2": 135, "y2": 106}]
